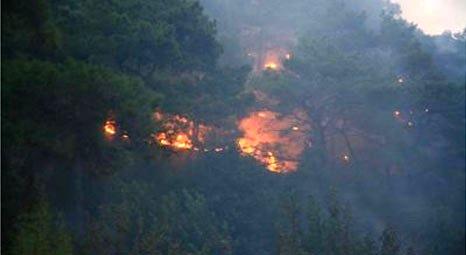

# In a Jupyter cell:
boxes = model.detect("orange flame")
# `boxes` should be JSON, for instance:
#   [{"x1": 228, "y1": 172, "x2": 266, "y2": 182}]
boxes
[
  {"x1": 264, "y1": 62, "x2": 278, "y2": 70},
  {"x1": 237, "y1": 110, "x2": 310, "y2": 173},
  {"x1": 103, "y1": 120, "x2": 117, "y2": 138},
  {"x1": 153, "y1": 110, "x2": 212, "y2": 151},
  {"x1": 261, "y1": 49, "x2": 282, "y2": 70},
  {"x1": 259, "y1": 48, "x2": 291, "y2": 71}
]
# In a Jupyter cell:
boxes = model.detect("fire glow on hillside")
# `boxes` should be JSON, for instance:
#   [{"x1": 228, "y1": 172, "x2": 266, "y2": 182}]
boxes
[
  {"x1": 103, "y1": 120, "x2": 116, "y2": 136},
  {"x1": 248, "y1": 46, "x2": 293, "y2": 71},
  {"x1": 103, "y1": 119, "x2": 117, "y2": 141},
  {"x1": 261, "y1": 49, "x2": 292, "y2": 71},
  {"x1": 152, "y1": 110, "x2": 213, "y2": 151},
  {"x1": 105, "y1": 108, "x2": 312, "y2": 173},
  {"x1": 103, "y1": 118, "x2": 131, "y2": 142},
  {"x1": 237, "y1": 110, "x2": 311, "y2": 173}
]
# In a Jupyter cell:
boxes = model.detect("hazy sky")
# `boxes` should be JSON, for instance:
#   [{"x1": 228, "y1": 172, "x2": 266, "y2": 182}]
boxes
[{"x1": 392, "y1": 0, "x2": 466, "y2": 35}]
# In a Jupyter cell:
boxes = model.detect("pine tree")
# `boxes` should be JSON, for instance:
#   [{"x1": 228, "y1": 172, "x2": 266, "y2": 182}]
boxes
[
  {"x1": 11, "y1": 200, "x2": 73, "y2": 255},
  {"x1": 405, "y1": 246, "x2": 416, "y2": 255},
  {"x1": 324, "y1": 188, "x2": 345, "y2": 255},
  {"x1": 380, "y1": 226, "x2": 400, "y2": 255},
  {"x1": 306, "y1": 195, "x2": 323, "y2": 254},
  {"x1": 277, "y1": 193, "x2": 305, "y2": 255},
  {"x1": 355, "y1": 235, "x2": 377, "y2": 255}
]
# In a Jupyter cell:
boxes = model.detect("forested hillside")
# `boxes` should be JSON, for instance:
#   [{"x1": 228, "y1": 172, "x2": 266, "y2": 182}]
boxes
[{"x1": 2, "y1": 0, "x2": 465, "y2": 254}]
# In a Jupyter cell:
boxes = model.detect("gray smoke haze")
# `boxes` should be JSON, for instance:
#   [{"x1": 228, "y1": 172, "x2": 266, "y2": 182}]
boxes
[{"x1": 197, "y1": 0, "x2": 465, "y2": 238}]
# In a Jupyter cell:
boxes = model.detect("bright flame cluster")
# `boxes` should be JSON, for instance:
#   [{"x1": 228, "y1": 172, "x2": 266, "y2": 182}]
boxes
[
  {"x1": 153, "y1": 111, "x2": 212, "y2": 151},
  {"x1": 260, "y1": 48, "x2": 292, "y2": 71},
  {"x1": 103, "y1": 119, "x2": 131, "y2": 142},
  {"x1": 264, "y1": 62, "x2": 278, "y2": 70},
  {"x1": 237, "y1": 110, "x2": 310, "y2": 173},
  {"x1": 103, "y1": 120, "x2": 117, "y2": 136},
  {"x1": 105, "y1": 107, "x2": 313, "y2": 173},
  {"x1": 156, "y1": 132, "x2": 193, "y2": 150}
]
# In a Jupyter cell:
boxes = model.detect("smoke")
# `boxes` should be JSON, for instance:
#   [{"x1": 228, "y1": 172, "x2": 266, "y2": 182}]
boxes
[
  {"x1": 392, "y1": 0, "x2": 466, "y2": 35},
  {"x1": 196, "y1": 0, "x2": 465, "y2": 239}
]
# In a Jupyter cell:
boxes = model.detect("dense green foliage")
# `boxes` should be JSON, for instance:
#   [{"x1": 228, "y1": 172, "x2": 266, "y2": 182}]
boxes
[
  {"x1": 10, "y1": 200, "x2": 73, "y2": 255},
  {"x1": 84, "y1": 186, "x2": 232, "y2": 254},
  {"x1": 2, "y1": 0, "x2": 465, "y2": 254}
]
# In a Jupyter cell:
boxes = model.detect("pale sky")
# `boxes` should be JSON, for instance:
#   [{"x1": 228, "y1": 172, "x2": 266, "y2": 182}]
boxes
[{"x1": 392, "y1": 0, "x2": 466, "y2": 35}]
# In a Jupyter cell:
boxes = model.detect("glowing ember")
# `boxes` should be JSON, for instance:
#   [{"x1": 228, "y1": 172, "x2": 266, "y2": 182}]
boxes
[
  {"x1": 285, "y1": 53, "x2": 292, "y2": 60},
  {"x1": 396, "y1": 75, "x2": 406, "y2": 84},
  {"x1": 393, "y1": 110, "x2": 401, "y2": 117},
  {"x1": 237, "y1": 110, "x2": 310, "y2": 173},
  {"x1": 292, "y1": 126, "x2": 299, "y2": 131},
  {"x1": 342, "y1": 154, "x2": 350, "y2": 163},
  {"x1": 103, "y1": 120, "x2": 117, "y2": 136},
  {"x1": 121, "y1": 133, "x2": 130, "y2": 141},
  {"x1": 258, "y1": 112, "x2": 267, "y2": 118}
]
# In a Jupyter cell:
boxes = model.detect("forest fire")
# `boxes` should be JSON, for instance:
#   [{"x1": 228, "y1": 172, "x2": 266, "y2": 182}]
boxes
[
  {"x1": 264, "y1": 62, "x2": 278, "y2": 70},
  {"x1": 262, "y1": 51, "x2": 282, "y2": 71},
  {"x1": 256, "y1": 47, "x2": 292, "y2": 71},
  {"x1": 152, "y1": 110, "x2": 212, "y2": 151},
  {"x1": 103, "y1": 120, "x2": 117, "y2": 140},
  {"x1": 155, "y1": 132, "x2": 193, "y2": 149},
  {"x1": 103, "y1": 120, "x2": 116, "y2": 135},
  {"x1": 103, "y1": 119, "x2": 131, "y2": 142},
  {"x1": 237, "y1": 110, "x2": 310, "y2": 173}
]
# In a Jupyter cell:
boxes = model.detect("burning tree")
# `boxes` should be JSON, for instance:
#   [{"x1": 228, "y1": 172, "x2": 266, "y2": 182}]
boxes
[{"x1": 237, "y1": 110, "x2": 311, "y2": 173}]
